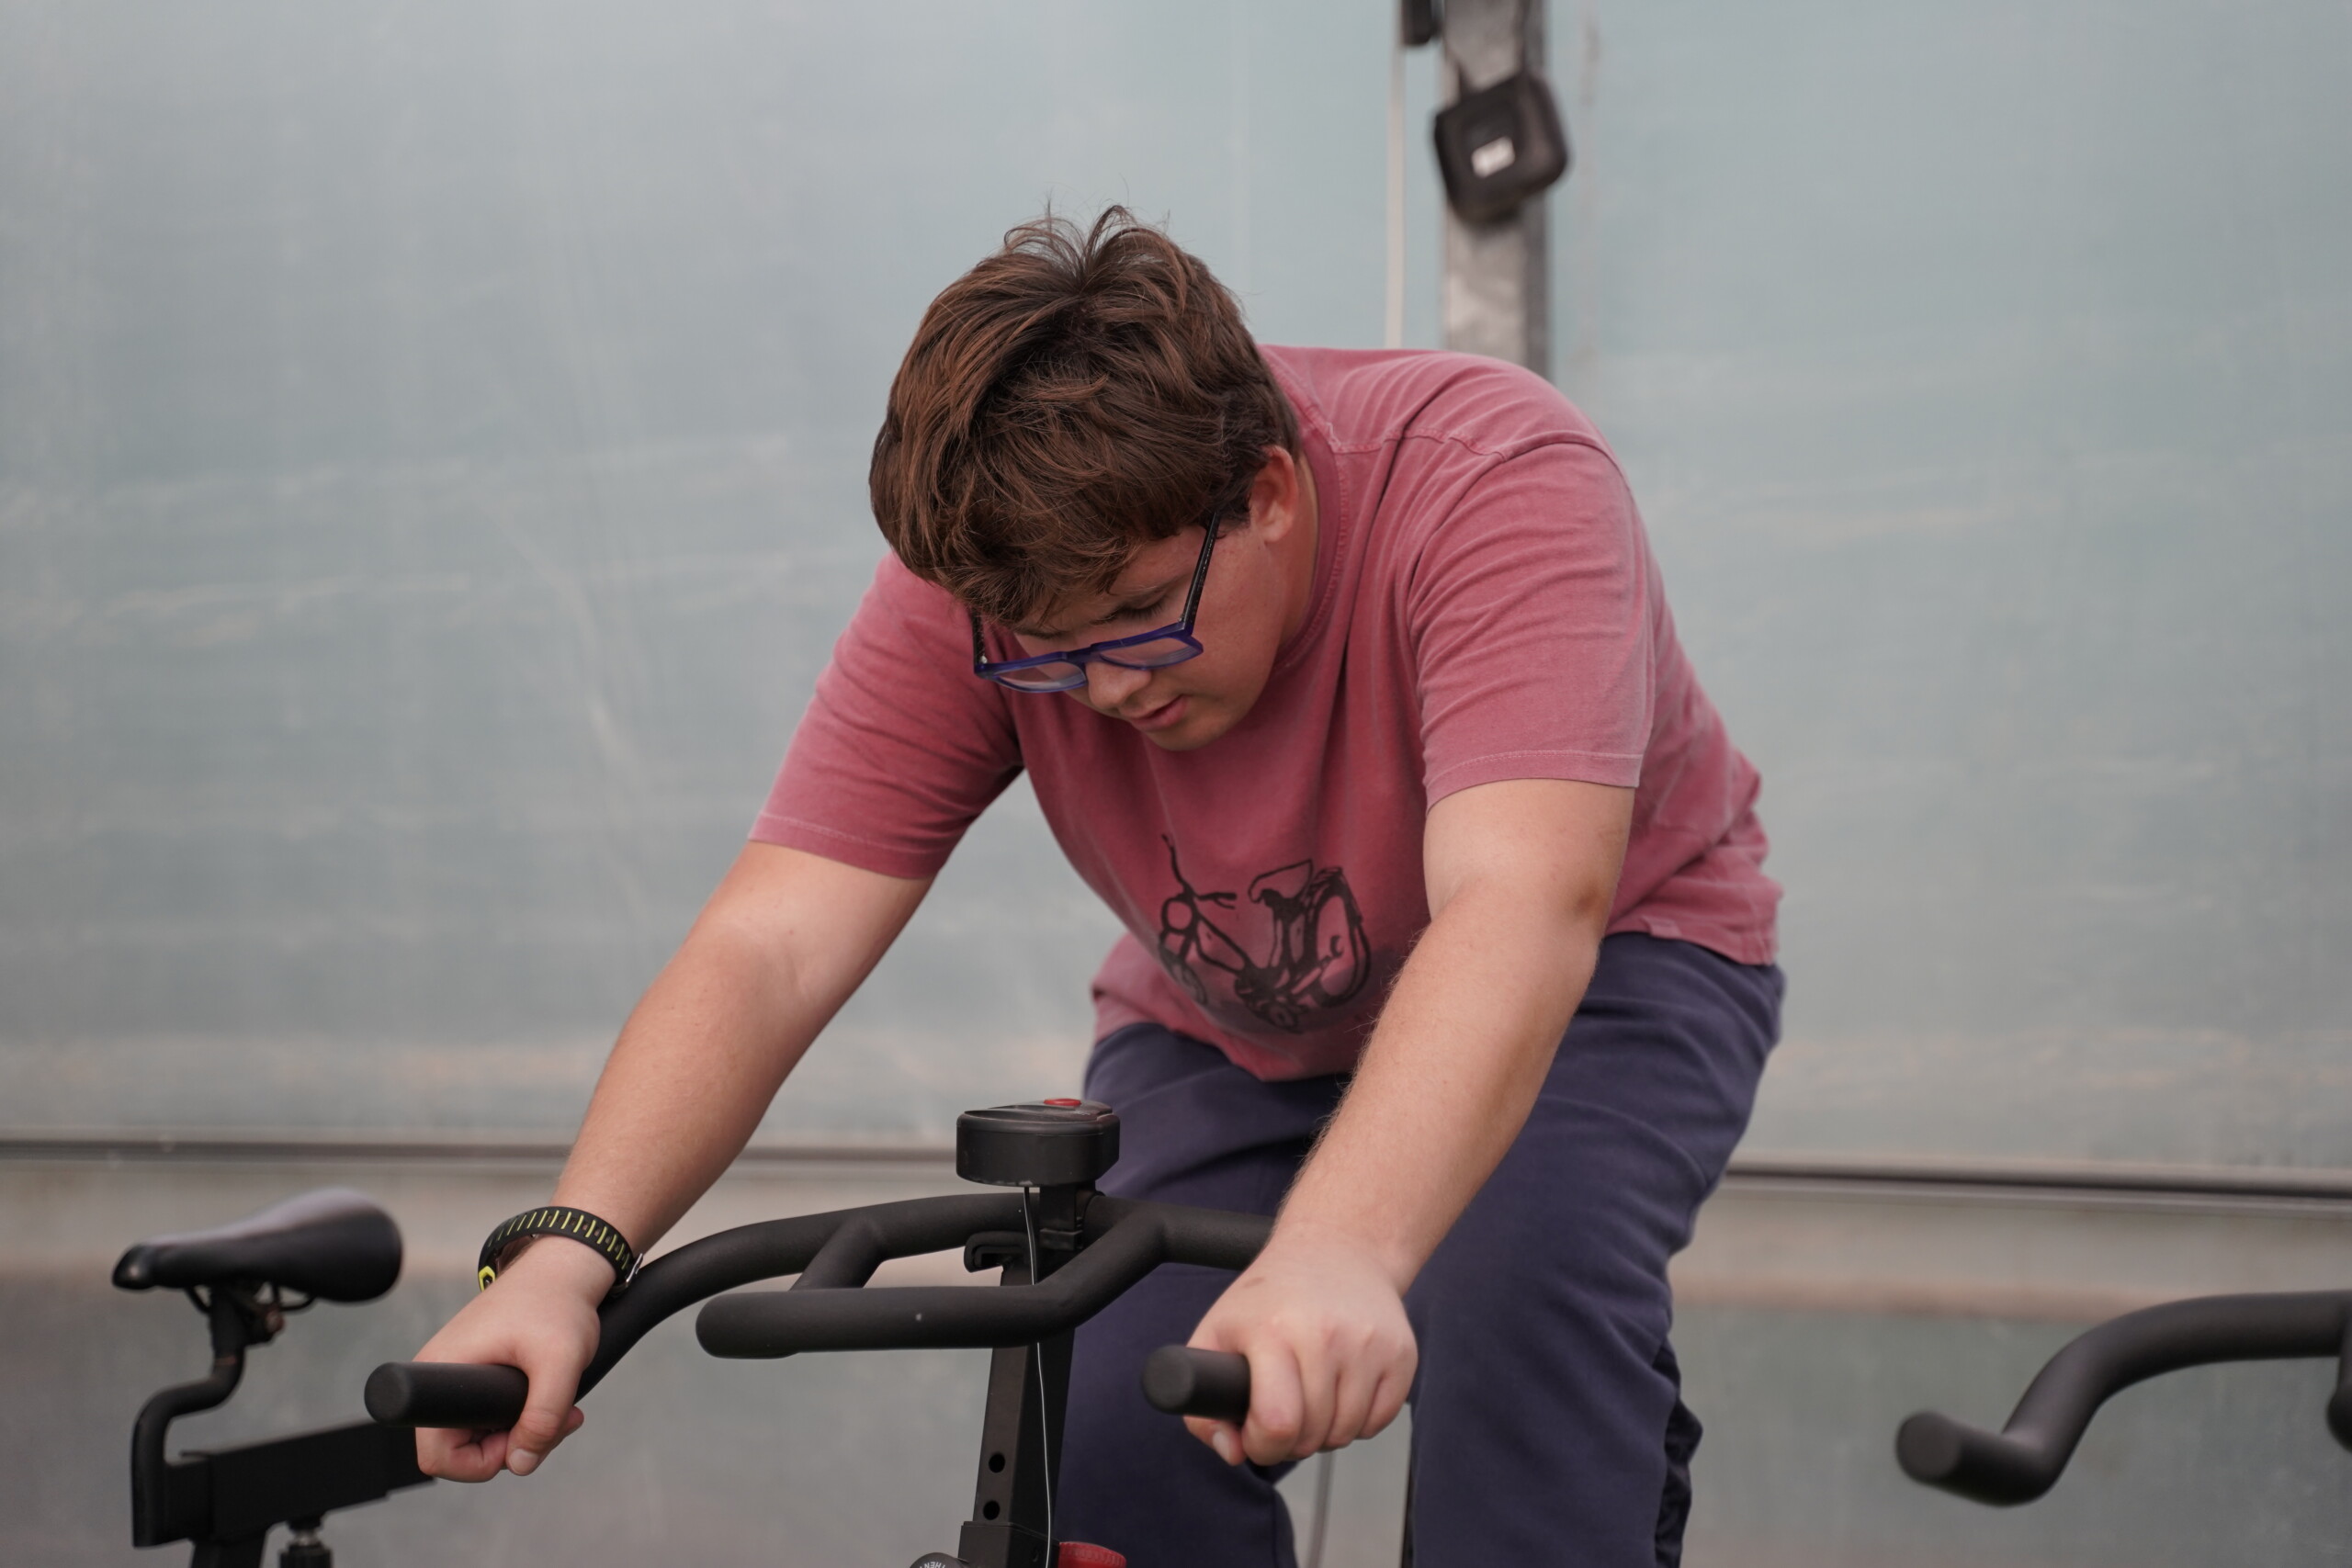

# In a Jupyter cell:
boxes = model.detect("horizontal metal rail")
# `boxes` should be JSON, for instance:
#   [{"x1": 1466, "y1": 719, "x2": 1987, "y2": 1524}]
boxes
[
  {"x1": 0, "y1": 1130, "x2": 957, "y2": 1168},
  {"x1": 1724, "y1": 1150, "x2": 2352, "y2": 1204},
  {"x1": 12, "y1": 1132, "x2": 2352, "y2": 1209}
]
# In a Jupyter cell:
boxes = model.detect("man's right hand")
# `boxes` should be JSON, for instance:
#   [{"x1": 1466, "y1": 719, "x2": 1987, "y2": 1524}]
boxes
[{"x1": 413, "y1": 1236, "x2": 613, "y2": 1480}]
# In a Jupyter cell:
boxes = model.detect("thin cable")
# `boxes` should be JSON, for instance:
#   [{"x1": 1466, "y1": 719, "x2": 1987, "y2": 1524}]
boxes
[
  {"x1": 1305, "y1": 1450, "x2": 1336, "y2": 1568},
  {"x1": 1385, "y1": 18, "x2": 1407, "y2": 349},
  {"x1": 1021, "y1": 1184, "x2": 1054, "y2": 1554}
]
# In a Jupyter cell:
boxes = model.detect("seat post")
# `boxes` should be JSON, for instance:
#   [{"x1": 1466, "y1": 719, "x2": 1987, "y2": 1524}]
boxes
[{"x1": 131, "y1": 1289, "x2": 267, "y2": 1549}]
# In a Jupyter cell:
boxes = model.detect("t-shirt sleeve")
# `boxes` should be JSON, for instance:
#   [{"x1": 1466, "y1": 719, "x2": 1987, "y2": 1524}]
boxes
[
  {"x1": 751, "y1": 556, "x2": 1023, "y2": 879},
  {"x1": 1405, "y1": 437, "x2": 1656, "y2": 802}
]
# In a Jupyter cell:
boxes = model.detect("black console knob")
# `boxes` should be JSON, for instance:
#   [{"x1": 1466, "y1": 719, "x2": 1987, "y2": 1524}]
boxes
[{"x1": 956, "y1": 1100, "x2": 1120, "y2": 1188}]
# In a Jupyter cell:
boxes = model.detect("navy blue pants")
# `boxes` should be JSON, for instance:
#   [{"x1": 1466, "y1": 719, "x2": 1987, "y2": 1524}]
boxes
[{"x1": 1053, "y1": 933, "x2": 1782, "y2": 1568}]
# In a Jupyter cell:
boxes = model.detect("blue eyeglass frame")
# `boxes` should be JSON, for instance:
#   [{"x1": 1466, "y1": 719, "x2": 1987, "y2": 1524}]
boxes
[{"x1": 969, "y1": 510, "x2": 1226, "y2": 693}]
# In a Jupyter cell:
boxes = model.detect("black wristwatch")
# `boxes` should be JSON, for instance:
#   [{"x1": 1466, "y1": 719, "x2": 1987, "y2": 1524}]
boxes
[{"x1": 476, "y1": 1206, "x2": 639, "y2": 1297}]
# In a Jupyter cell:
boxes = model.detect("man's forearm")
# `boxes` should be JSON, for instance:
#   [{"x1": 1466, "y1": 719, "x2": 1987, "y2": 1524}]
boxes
[
  {"x1": 538, "y1": 843, "x2": 930, "y2": 1255},
  {"x1": 546, "y1": 924, "x2": 820, "y2": 1252},
  {"x1": 1276, "y1": 882, "x2": 1601, "y2": 1290}
]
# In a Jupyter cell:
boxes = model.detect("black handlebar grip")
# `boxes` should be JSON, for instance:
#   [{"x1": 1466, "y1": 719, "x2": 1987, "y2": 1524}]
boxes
[
  {"x1": 1894, "y1": 1411, "x2": 2057, "y2": 1506},
  {"x1": 365, "y1": 1361, "x2": 531, "y2": 1430},
  {"x1": 1142, "y1": 1346, "x2": 1251, "y2": 1424}
]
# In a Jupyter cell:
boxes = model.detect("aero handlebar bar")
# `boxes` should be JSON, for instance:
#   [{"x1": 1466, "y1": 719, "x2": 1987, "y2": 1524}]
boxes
[
  {"x1": 368, "y1": 1192, "x2": 1270, "y2": 1431},
  {"x1": 1896, "y1": 1289, "x2": 2352, "y2": 1505},
  {"x1": 695, "y1": 1196, "x2": 1262, "y2": 1357}
]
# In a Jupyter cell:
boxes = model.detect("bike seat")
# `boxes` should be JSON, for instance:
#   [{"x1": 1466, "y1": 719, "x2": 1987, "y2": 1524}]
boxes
[{"x1": 112, "y1": 1187, "x2": 402, "y2": 1303}]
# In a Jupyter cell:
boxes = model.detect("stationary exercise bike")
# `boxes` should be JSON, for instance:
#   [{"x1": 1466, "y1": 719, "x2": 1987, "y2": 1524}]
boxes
[
  {"x1": 116, "y1": 1101, "x2": 1264, "y2": 1568},
  {"x1": 122, "y1": 1099, "x2": 2352, "y2": 1566}
]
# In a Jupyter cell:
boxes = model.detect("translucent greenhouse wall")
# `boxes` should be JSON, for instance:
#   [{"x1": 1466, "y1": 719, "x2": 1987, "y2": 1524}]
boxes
[{"x1": 5, "y1": 1, "x2": 2347, "y2": 1162}]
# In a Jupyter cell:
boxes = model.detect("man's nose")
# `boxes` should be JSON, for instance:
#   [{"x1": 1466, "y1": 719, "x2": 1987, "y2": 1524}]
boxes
[{"x1": 1083, "y1": 660, "x2": 1152, "y2": 712}]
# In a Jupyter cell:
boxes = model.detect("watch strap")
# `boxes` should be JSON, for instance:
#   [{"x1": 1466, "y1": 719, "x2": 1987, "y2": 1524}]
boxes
[{"x1": 476, "y1": 1206, "x2": 639, "y2": 1295}]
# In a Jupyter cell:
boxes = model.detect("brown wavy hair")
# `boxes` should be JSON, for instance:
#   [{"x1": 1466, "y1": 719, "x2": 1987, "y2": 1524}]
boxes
[{"x1": 869, "y1": 208, "x2": 1300, "y2": 626}]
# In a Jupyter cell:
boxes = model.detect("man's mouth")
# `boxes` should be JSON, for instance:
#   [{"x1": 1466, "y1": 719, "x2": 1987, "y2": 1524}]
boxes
[{"x1": 1125, "y1": 694, "x2": 1190, "y2": 732}]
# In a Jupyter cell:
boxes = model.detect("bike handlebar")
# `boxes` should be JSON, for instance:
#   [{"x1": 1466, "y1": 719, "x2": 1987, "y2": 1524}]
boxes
[
  {"x1": 1896, "y1": 1289, "x2": 2352, "y2": 1505},
  {"x1": 368, "y1": 1192, "x2": 1270, "y2": 1430},
  {"x1": 695, "y1": 1195, "x2": 1264, "y2": 1357}
]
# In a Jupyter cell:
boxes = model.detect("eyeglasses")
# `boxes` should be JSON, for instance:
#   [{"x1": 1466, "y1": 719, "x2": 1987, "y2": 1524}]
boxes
[{"x1": 970, "y1": 509, "x2": 1227, "y2": 694}]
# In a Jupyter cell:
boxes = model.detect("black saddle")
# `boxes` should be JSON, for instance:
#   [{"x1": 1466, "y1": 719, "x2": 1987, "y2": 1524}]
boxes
[{"x1": 113, "y1": 1187, "x2": 402, "y2": 1303}]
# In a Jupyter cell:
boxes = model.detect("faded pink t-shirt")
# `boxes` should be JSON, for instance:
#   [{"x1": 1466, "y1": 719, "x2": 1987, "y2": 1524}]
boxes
[{"x1": 753, "y1": 346, "x2": 1778, "y2": 1081}]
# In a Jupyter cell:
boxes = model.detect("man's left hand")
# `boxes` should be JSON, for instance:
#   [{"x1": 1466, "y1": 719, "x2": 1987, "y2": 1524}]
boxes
[{"x1": 1182, "y1": 1224, "x2": 1418, "y2": 1467}]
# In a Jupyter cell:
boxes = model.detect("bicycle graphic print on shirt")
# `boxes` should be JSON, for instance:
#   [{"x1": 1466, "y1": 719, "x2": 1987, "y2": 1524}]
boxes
[{"x1": 1154, "y1": 837, "x2": 1372, "y2": 1032}]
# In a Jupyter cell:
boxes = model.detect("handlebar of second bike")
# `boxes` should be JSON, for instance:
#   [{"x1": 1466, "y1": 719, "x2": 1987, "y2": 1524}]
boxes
[
  {"x1": 367, "y1": 1192, "x2": 1270, "y2": 1432},
  {"x1": 1896, "y1": 1289, "x2": 2352, "y2": 1505}
]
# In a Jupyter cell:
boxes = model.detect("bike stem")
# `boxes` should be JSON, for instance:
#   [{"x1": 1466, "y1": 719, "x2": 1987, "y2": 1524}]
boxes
[{"x1": 950, "y1": 1180, "x2": 1090, "y2": 1568}]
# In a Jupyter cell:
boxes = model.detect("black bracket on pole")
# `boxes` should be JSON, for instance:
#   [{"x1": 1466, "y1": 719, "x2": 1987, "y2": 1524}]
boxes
[{"x1": 1420, "y1": 0, "x2": 1569, "y2": 225}]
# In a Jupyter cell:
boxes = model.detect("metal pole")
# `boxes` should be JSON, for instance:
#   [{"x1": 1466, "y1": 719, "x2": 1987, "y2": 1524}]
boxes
[
  {"x1": 1438, "y1": 0, "x2": 1549, "y2": 378},
  {"x1": 1385, "y1": 23, "x2": 1408, "y2": 350}
]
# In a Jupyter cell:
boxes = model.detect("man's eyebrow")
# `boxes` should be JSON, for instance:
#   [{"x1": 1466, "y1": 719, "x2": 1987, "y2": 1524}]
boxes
[{"x1": 1011, "y1": 579, "x2": 1182, "y2": 640}]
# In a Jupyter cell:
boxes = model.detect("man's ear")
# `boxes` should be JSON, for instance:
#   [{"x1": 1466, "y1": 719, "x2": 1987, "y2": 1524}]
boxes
[{"x1": 1250, "y1": 446, "x2": 1306, "y2": 544}]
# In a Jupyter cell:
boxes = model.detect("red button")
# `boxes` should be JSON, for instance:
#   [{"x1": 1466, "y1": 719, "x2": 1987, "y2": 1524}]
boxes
[
  {"x1": 1043, "y1": 1098, "x2": 1082, "y2": 1108},
  {"x1": 1057, "y1": 1545, "x2": 1125, "y2": 1568}
]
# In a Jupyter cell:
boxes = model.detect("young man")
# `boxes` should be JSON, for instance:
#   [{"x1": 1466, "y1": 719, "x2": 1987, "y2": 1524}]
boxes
[{"x1": 415, "y1": 209, "x2": 1781, "y2": 1567}]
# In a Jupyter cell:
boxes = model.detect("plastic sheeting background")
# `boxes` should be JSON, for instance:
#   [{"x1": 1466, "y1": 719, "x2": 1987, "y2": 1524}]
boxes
[{"x1": 5, "y1": 0, "x2": 2349, "y2": 1160}]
